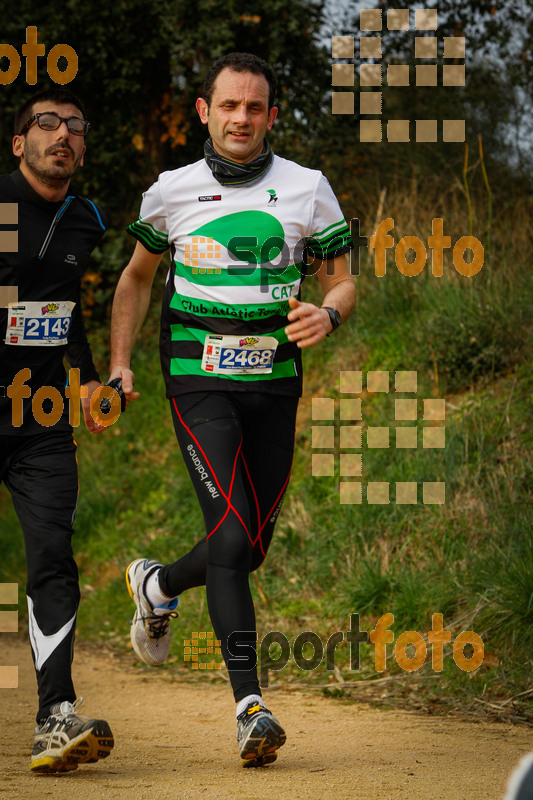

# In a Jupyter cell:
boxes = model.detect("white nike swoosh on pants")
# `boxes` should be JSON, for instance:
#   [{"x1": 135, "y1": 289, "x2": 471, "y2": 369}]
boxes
[{"x1": 27, "y1": 596, "x2": 76, "y2": 671}]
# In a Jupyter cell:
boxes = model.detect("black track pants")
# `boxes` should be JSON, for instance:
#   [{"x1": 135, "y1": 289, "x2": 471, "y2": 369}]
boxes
[
  {"x1": 159, "y1": 391, "x2": 298, "y2": 702},
  {"x1": 0, "y1": 431, "x2": 80, "y2": 721}
]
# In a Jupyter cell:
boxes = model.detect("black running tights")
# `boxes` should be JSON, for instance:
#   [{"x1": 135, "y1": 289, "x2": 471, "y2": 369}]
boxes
[{"x1": 159, "y1": 391, "x2": 298, "y2": 702}]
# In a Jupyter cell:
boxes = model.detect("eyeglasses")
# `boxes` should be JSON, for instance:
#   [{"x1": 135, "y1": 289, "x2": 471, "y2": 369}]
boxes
[{"x1": 19, "y1": 112, "x2": 90, "y2": 137}]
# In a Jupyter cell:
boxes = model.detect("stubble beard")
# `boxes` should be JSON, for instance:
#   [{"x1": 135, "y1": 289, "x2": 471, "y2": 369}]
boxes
[{"x1": 22, "y1": 138, "x2": 81, "y2": 189}]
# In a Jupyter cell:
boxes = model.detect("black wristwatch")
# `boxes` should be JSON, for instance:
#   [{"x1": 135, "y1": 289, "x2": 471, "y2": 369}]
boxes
[{"x1": 322, "y1": 306, "x2": 342, "y2": 334}]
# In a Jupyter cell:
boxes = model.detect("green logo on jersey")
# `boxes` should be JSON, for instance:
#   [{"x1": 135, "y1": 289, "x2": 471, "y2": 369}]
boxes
[{"x1": 189, "y1": 211, "x2": 285, "y2": 264}]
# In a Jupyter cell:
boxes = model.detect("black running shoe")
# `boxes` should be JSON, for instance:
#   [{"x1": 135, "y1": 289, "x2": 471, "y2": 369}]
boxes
[{"x1": 236, "y1": 702, "x2": 286, "y2": 767}]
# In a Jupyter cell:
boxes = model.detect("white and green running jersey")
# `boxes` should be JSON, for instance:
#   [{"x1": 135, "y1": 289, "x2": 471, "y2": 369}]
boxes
[{"x1": 128, "y1": 154, "x2": 352, "y2": 397}]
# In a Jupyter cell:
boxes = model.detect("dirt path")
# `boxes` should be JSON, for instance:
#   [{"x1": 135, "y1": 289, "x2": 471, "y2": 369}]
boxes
[{"x1": 1, "y1": 636, "x2": 532, "y2": 800}]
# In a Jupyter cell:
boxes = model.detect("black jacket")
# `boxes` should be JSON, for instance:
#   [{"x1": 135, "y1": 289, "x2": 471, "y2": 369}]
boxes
[{"x1": 0, "y1": 169, "x2": 106, "y2": 434}]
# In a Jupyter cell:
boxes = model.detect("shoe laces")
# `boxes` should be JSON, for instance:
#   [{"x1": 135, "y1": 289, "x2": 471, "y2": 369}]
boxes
[
  {"x1": 51, "y1": 697, "x2": 85, "y2": 716},
  {"x1": 237, "y1": 702, "x2": 268, "y2": 722},
  {"x1": 143, "y1": 608, "x2": 179, "y2": 639},
  {"x1": 40, "y1": 698, "x2": 87, "y2": 732}
]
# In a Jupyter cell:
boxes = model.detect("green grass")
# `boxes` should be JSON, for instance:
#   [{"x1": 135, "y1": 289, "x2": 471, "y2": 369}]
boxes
[{"x1": 1, "y1": 212, "x2": 532, "y2": 722}]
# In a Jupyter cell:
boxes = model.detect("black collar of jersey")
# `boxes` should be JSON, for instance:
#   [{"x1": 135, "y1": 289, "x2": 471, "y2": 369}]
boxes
[{"x1": 10, "y1": 168, "x2": 70, "y2": 211}]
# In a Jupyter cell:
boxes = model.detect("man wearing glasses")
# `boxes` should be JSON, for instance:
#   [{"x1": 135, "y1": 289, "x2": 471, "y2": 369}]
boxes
[{"x1": 0, "y1": 89, "x2": 114, "y2": 772}]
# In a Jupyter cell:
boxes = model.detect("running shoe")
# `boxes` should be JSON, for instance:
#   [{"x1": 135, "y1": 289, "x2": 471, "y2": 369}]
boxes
[
  {"x1": 126, "y1": 558, "x2": 178, "y2": 666},
  {"x1": 31, "y1": 698, "x2": 114, "y2": 773},
  {"x1": 236, "y1": 702, "x2": 286, "y2": 767}
]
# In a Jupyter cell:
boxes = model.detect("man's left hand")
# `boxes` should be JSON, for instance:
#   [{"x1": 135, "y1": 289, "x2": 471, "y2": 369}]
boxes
[{"x1": 285, "y1": 296, "x2": 332, "y2": 348}]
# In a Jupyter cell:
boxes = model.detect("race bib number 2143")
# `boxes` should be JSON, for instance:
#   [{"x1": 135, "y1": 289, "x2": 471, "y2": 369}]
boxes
[{"x1": 5, "y1": 301, "x2": 75, "y2": 346}]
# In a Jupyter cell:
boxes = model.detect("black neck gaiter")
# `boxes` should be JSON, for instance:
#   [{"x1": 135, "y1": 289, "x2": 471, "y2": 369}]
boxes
[{"x1": 204, "y1": 137, "x2": 273, "y2": 186}]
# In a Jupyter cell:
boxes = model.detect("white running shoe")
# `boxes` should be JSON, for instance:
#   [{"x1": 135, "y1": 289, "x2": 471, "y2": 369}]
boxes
[
  {"x1": 31, "y1": 698, "x2": 114, "y2": 773},
  {"x1": 236, "y1": 702, "x2": 286, "y2": 767},
  {"x1": 126, "y1": 558, "x2": 178, "y2": 666}
]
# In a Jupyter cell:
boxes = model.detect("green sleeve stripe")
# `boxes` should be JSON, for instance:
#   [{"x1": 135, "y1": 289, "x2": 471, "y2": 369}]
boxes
[
  {"x1": 127, "y1": 226, "x2": 167, "y2": 254},
  {"x1": 130, "y1": 222, "x2": 168, "y2": 249},
  {"x1": 314, "y1": 230, "x2": 351, "y2": 250},
  {"x1": 311, "y1": 228, "x2": 351, "y2": 249},
  {"x1": 137, "y1": 218, "x2": 168, "y2": 244},
  {"x1": 128, "y1": 220, "x2": 169, "y2": 252},
  {"x1": 128, "y1": 229, "x2": 168, "y2": 253},
  {"x1": 307, "y1": 234, "x2": 353, "y2": 258},
  {"x1": 318, "y1": 223, "x2": 351, "y2": 243},
  {"x1": 312, "y1": 219, "x2": 349, "y2": 240}
]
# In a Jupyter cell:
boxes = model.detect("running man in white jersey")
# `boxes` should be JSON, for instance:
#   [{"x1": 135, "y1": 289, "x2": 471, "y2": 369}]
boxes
[{"x1": 109, "y1": 52, "x2": 355, "y2": 767}]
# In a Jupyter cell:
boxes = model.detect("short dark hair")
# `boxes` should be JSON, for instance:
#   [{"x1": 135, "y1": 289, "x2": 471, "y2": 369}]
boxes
[
  {"x1": 14, "y1": 88, "x2": 88, "y2": 136},
  {"x1": 201, "y1": 53, "x2": 277, "y2": 110}
]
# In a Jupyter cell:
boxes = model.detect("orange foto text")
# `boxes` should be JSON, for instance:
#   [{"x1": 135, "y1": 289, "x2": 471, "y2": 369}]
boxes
[
  {"x1": 6, "y1": 368, "x2": 121, "y2": 428},
  {"x1": 367, "y1": 217, "x2": 484, "y2": 277},
  {"x1": 0, "y1": 26, "x2": 77, "y2": 85},
  {"x1": 369, "y1": 612, "x2": 484, "y2": 673}
]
